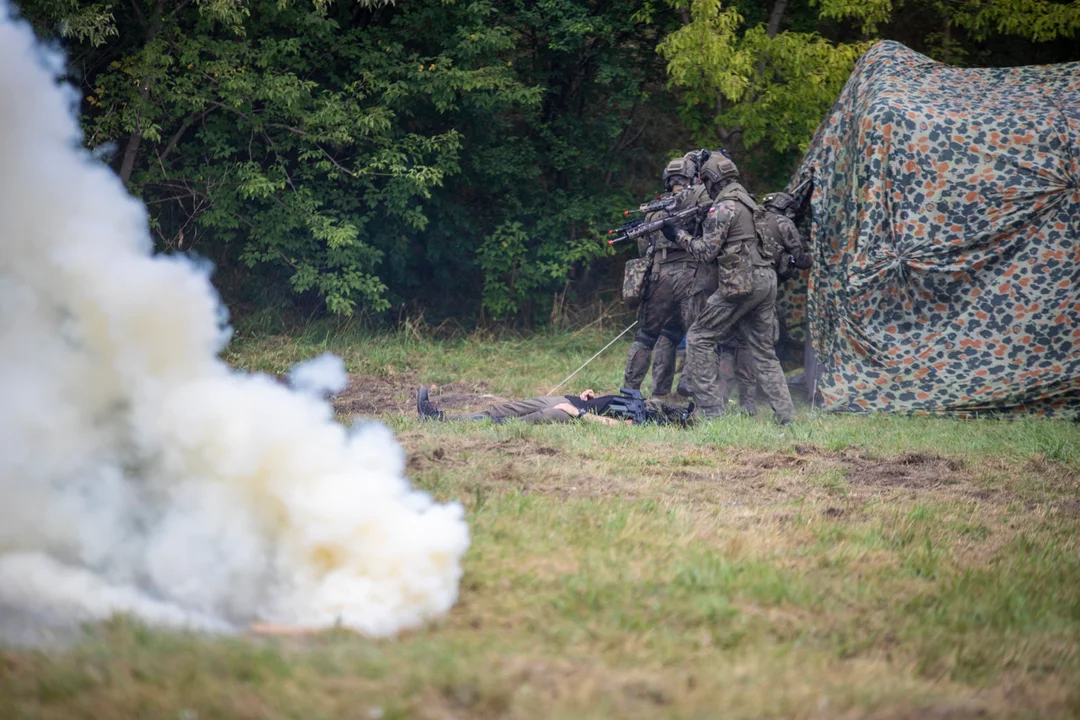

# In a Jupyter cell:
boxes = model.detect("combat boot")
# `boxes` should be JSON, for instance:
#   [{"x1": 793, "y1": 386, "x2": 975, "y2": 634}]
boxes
[
  {"x1": 416, "y1": 387, "x2": 445, "y2": 421},
  {"x1": 693, "y1": 405, "x2": 727, "y2": 421}
]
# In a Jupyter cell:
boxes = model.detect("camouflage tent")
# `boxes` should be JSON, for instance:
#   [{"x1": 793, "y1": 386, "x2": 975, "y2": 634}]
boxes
[{"x1": 793, "y1": 41, "x2": 1080, "y2": 417}]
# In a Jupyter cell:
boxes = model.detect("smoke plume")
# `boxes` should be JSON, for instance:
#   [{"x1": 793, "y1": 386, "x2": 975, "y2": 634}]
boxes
[
  {"x1": 289, "y1": 353, "x2": 349, "y2": 397},
  {"x1": 0, "y1": 7, "x2": 469, "y2": 638}
]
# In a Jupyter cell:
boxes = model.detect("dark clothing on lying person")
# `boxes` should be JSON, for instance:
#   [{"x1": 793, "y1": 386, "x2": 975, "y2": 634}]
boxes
[
  {"x1": 448, "y1": 395, "x2": 590, "y2": 424},
  {"x1": 419, "y1": 387, "x2": 692, "y2": 426},
  {"x1": 564, "y1": 394, "x2": 620, "y2": 415}
]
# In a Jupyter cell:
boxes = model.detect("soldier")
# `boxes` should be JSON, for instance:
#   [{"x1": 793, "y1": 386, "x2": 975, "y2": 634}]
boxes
[
  {"x1": 763, "y1": 191, "x2": 812, "y2": 283},
  {"x1": 622, "y1": 154, "x2": 701, "y2": 397},
  {"x1": 671, "y1": 154, "x2": 797, "y2": 424},
  {"x1": 716, "y1": 190, "x2": 813, "y2": 414}
]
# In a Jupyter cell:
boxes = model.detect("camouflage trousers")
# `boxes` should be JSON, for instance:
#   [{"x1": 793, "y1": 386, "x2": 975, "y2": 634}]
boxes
[
  {"x1": 649, "y1": 320, "x2": 682, "y2": 396},
  {"x1": 684, "y1": 267, "x2": 795, "y2": 422},
  {"x1": 623, "y1": 261, "x2": 697, "y2": 393},
  {"x1": 717, "y1": 343, "x2": 757, "y2": 414}
]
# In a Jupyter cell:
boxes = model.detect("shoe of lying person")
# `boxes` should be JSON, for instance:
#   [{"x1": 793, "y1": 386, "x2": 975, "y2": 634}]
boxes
[{"x1": 416, "y1": 386, "x2": 445, "y2": 421}]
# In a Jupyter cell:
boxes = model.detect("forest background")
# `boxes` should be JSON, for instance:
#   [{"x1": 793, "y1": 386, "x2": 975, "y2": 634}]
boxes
[{"x1": 17, "y1": 0, "x2": 1080, "y2": 327}]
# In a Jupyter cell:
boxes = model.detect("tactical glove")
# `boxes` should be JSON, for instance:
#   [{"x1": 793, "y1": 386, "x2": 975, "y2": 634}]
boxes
[{"x1": 661, "y1": 224, "x2": 678, "y2": 243}]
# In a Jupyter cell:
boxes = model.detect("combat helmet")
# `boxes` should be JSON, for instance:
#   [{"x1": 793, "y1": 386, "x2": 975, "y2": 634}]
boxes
[
  {"x1": 763, "y1": 191, "x2": 798, "y2": 217},
  {"x1": 698, "y1": 153, "x2": 739, "y2": 187},
  {"x1": 662, "y1": 155, "x2": 696, "y2": 192}
]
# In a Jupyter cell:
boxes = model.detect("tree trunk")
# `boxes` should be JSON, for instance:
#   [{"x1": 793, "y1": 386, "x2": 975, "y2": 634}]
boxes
[
  {"x1": 118, "y1": 0, "x2": 168, "y2": 184},
  {"x1": 118, "y1": 129, "x2": 143, "y2": 183},
  {"x1": 766, "y1": 0, "x2": 788, "y2": 38}
]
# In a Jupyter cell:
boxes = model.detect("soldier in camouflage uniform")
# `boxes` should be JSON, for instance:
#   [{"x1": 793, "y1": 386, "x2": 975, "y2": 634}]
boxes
[
  {"x1": 715, "y1": 190, "x2": 813, "y2": 414},
  {"x1": 623, "y1": 155, "x2": 702, "y2": 396},
  {"x1": 672, "y1": 155, "x2": 797, "y2": 423},
  {"x1": 648, "y1": 151, "x2": 712, "y2": 399},
  {"x1": 763, "y1": 191, "x2": 812, "y2": 284}
]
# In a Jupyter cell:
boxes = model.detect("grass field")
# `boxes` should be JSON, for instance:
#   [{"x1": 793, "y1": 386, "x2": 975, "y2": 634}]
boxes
[{"x1": 3, "y1": 326, "x2": 1079, "y2": 719}]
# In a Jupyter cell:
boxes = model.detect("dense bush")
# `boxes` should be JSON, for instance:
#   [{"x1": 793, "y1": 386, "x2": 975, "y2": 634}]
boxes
[{"x1": 17, "y1": 0, "x2": 1079, "y2": 325}]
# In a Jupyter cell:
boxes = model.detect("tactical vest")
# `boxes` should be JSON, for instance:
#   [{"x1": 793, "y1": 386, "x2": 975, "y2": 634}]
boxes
[
  {"x1": 716, "y1": 183, "x2": 772, "y2": 268},
  {"x1": 764, "y1": 212, "x2": 781, "y2": 246},
  {"x1": 762, "y1": 211, "x2": 790, "y2": 278},
  {"x1": 638, "y1": 193, "x2": 673, "y2": 257}
]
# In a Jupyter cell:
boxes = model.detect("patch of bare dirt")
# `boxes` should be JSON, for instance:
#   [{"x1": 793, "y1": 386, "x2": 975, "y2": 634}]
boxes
[
  {"x1": 332, "y1": 374, "x2": 506, "y2": 417},
  {"x1": 844, "y1": 451, "x2": 964, "y2": 491},
  {"x1": 403, "y1": 437, "x2": 562, "y2": 474},
  {"x1": 779, "y1": 445, "x2": 1000, "y2": 502},
  {"x1": 635, "y1": 444, "x2": 1026, "y2": 516}
]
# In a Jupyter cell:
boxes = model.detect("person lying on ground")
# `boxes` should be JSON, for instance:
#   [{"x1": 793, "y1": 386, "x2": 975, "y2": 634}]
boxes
[{"x1": 416, "y1": 387, "x2": 692, "y2": 426}]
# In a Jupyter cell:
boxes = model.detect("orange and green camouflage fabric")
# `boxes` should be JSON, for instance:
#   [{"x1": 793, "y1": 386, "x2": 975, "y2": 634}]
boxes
[
  {"x1": 776, "y1": 267, "x2": 809, "y2": 345},
  {"x1": 792, "y1": 41, "x2": 1080, "y2": 417}
]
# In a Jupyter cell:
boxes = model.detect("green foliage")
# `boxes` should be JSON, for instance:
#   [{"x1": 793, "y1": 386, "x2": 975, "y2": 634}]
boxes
[
  {"x1": 817, "y1": 0, "x2": 1080, "y2": 42},
  {"x1": 724, "y1": 28, "x2": 869, "y2": 152},
  {"x1": 16, "y1": 0, "x2": 1080, "y2": 323},
  {"x1": 658, "y1": 0, "x2": 866, "y2": 160},
  {"x1": 21, "y1": 0, "x2": 673, "y2": 321},
  {"x1": 813, "y1": 0, "x2": 895, "y2": 34},
  {"x1": 656, "y1": 0, "x2": 1077, "y2": 188},
  {"x1": 954, "y1": 0, "x2": 1080, "y2": 42},
  {"x1": 24, "y1": 0, "x2": 117, "y2": 45},
  {"x1": 657, "y1": 0, "x2": 754, "y2": 104}
]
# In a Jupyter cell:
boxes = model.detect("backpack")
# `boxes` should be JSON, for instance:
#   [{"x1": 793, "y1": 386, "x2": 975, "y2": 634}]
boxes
[
  {"x1": 719, "y1": 184, "x2": 776, "y2": 266},
  {"x1": 753, "y1": 204, "x2": 777, "y2": 263}
]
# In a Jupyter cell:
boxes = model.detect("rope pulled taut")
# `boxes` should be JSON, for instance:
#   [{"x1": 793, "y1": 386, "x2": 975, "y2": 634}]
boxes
[{"x1": 546, "y1": 321, "x2": 638, "y2": 396}]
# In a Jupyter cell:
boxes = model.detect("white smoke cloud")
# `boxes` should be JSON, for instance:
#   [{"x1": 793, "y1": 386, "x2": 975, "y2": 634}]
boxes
[
  {"x1": 289, "y1": 353, "x2": 349, "y2": 397},
  {"x1": 0, "y1": 6, "x2": 469, "y2": 638}
]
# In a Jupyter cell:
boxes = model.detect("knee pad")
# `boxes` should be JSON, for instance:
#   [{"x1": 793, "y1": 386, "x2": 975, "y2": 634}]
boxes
[
  {"x1": 633, "y1": 328, "x2": 660, "y2": 349},
  {"x1": 660, "y1": 327, "x2": 684, "y2": 345}
]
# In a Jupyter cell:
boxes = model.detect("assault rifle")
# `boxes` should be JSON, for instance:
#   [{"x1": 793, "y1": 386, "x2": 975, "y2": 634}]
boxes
[
  {"x1": 607, "y1": 203, "x2": 709, "y2": 246},
  {"x1": 609, "y1": 215, "x2": 645, "y2": 241},
  {"x1": 623, "y1": 196, "x2": 678, "y2": 216},
  {"x1": 788, "y1": 176, "x2": 812, "y2": 198},
  {"x1": 604, "y1": 389, "x2": 697, "y2": 427},
  {"x1": 606, "y1": 388, "x2": 648, "y2": 425}
]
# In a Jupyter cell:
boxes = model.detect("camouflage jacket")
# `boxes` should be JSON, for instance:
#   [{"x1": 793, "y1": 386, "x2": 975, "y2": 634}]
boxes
[
  {"x1": 766, "y1": 212, "x2": 811, "y2": 271},
  {"x1": 674, "y1": 182, "x2": 758, "y2": 266}
]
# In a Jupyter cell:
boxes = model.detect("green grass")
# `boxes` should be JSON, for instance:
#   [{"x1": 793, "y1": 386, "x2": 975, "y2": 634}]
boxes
[{"x1": 4, "y1": 326, "x2": 1079, "y2": 719}]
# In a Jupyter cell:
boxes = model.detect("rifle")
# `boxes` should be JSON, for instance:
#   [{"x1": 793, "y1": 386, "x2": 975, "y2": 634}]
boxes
[
  {"x1": 603, "y1": 389, "x2": 697, "y2": 427},
  {"x1": 607, "y1": 203, "x2": 709, "y2": 246},
  {"x1": 606, "y1": 388, "x2": 648, "y2": 425},
  {"x1": 623, "y1": 196, "x2": 678, "y2": 216},
  {"x1": 789, "y1": 175, "x2": 812, "y2": 199},
  {"x1": 609, "y1": 215, "x2": 645, "y2": 242}
]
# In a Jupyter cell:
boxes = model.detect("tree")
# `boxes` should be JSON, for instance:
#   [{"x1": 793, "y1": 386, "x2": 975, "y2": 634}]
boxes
[
  {"x1": 651, "y1": 0, "x2": 1078, "y2": 186},
  {"x1": 21, "y1": 0, "x2": 538, "y2": 315},
  {"x1": 16, "y1": 0, "x2": 1078, "y2": 323}
]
